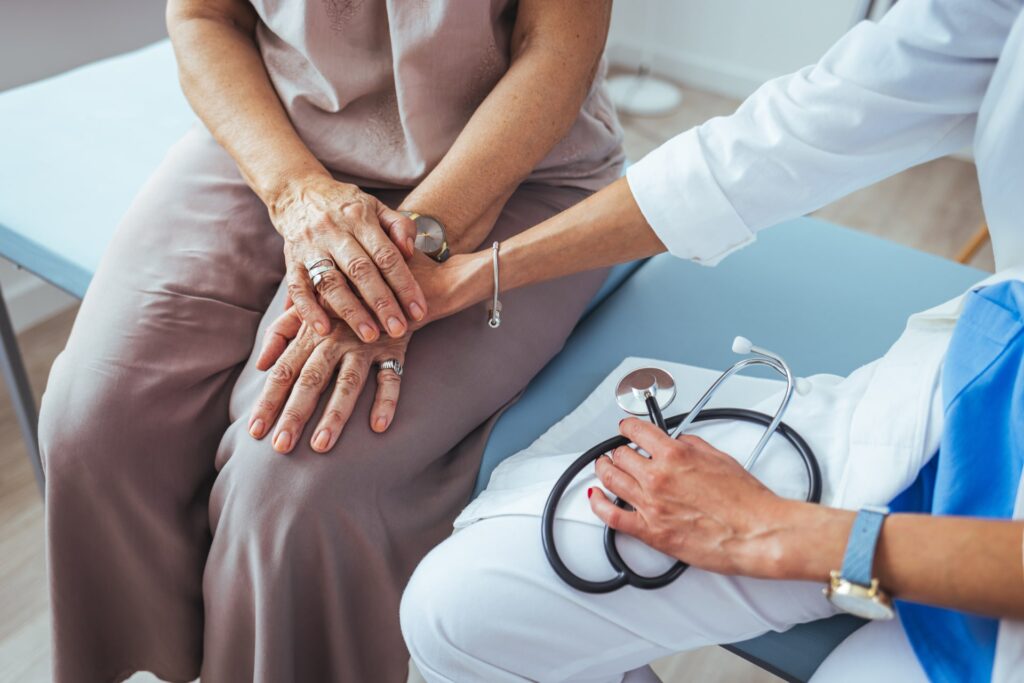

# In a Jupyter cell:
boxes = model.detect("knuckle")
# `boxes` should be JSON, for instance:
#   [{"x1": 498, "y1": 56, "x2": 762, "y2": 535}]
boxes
[
  {"x1": 341, "y1": 200, "x2": 369, "y2": 220},
  {"x1": 316, "y1": 271, "x2": 342, "y2": 293},
  {"x1": 268, "y1": 363, "x2": 295, "y2": 384},
  {"x1": 255, "y1": 398, "x2": 278, "y2": 414},
  {"x1": 371, "y1": 297, "x2": 393, "y2": 313},
  {"x1": 346, "y1": 257, "x2": 375, "y2": 281},
  {"x1": 324, "y1": 408, "x2": 347, "y2": 424},
  {"x1": 337, "y1": 369, "x2": 362, "y2": 391},
  {"x1": 280, "y1": 408, "x2": 304, "y2": 424},
  {"x1": 376, "y1": 397, "x2": 396, "y2": 410},
  {"x1": 335, "y1": 304, "x2": 361, "y2": 321},
  {"x1": 287, "y1": 281, "x2": 309, "y2": 300},
  {"x1": 676, "y1": 435, "x2": 700, "y2": 450},
  {"x1": 606, "y1": 508, "x2": 623, "y2": 528},
  {"x1": 372, "y1": 246, "x2": 402, "y2": 271},
  {"x1": 297, "y1": 367, "x2": 326, "y2": 389}
]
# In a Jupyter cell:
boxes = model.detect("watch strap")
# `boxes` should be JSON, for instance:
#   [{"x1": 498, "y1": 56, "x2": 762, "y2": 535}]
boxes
[{"x1": 841, "y1": 505, "x2": 889, "y2": 587}]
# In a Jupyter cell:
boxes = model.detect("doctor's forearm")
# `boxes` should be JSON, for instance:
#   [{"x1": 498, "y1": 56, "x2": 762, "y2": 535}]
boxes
[
  {"x1": 774, "y1": 503, "x2": 1024, "y2": 620},
  {"x1": 431, "y1": 178, "x2": 667, "y2": 318}
]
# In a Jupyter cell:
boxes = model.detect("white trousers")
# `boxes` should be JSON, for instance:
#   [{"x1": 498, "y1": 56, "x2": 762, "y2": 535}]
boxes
[{"x1": 400, "y1": 516, "x2": 928, "y2": 683}]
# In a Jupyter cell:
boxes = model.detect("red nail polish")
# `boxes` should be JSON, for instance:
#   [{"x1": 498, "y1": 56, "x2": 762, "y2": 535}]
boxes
[{"x1": 587, "y1": 487, "x2": 594, "y2": 499}]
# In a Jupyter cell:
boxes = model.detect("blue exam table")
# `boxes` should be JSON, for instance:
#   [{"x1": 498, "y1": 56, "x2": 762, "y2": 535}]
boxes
[{"x1": 0, "y1": 41, "x2": 985, "y2": 681}]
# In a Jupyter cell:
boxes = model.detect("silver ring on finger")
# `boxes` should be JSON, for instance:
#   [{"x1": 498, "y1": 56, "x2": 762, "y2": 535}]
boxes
[
  {"x1": 305, "y1": 258, "x2": 338, "y2": 288},
  {"x1": 378, "y1": 359, "x2": 403, "y2": 377}
]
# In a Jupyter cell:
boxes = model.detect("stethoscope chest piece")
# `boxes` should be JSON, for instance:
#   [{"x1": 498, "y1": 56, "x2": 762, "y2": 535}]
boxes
[
  {"x1": 541, "y1": 338, "x2": 822, "y2": 594},
  {"x1": 614, "y1": 368, "x2": 676, "y2": 416}
]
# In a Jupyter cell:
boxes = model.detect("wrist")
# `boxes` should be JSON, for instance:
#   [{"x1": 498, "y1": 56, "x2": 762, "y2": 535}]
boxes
[
  {"x1": 421, "y1": 251, "x2": 491, "y2": 324},
  {"x1": 261, "y1": 165, "x2": 334, "y2": 217},
  {"x1": 755, "y1": 501, "x2": 854, "y2": 582}
]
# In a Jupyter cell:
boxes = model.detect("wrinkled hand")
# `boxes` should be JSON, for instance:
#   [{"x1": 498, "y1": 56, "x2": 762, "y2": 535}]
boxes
[
  {"x1": 589, "y1": 418, "x2": 790, "y2": 578},
  {"x1": 270, "y1": 175, "x2": 426, "y2": 342},
  {"x1": 248, "y1": 306, "x2": 410, "y2": 454}
]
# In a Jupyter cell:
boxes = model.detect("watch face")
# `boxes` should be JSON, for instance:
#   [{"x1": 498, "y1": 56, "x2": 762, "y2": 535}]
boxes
[
  {"x1": 412, "y1": 215, "x2": 446, "y2": 256},
  {"x1": 829, "y1": 590, "x2": 895, "y2": 620}
]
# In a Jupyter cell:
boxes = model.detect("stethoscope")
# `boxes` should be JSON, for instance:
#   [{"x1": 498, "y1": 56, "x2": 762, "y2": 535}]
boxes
[{"x1": 541, "y1": 337, "x2": 823, "y2": 594}]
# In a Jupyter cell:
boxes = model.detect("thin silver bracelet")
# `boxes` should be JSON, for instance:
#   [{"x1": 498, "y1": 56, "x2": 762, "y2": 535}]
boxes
[{"x1": 487, "y1": 241, "x2": 502, "y2": 329}]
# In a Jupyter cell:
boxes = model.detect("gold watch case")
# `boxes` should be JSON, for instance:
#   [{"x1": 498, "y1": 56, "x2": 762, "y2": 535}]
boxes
[
  {"x1": 401, "y1": 211, "x2": 450, "y2": 262},
  {"x1": 824, "y1": 570, "x2": 895, "y2": 621}
]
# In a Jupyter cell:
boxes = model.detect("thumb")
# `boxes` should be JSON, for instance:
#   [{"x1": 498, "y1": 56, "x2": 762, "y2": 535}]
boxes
[
  {"x1": 256, "y1": 307, "x2": 304, "y2": 371},
  {"x1": 379, "y1": 204, "x2": 417, "y2": 259}
]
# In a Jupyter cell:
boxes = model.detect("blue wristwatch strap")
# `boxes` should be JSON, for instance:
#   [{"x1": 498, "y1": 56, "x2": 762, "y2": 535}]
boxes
[{"x1": 840, "y1": 505, "x2": 890, "y2": 587}]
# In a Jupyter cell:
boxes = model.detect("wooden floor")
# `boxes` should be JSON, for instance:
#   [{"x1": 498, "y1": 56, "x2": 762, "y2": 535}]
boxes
[{"x1": 0, "y1": 84, "x2": 989, "y2": 683}]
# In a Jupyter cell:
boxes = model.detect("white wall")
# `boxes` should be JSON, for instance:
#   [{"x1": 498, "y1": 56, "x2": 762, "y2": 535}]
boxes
[
  {"x1": 0, "y1": 0, "x2": 167, "y2": 331},
  {"x1": 607, "y1": 0, "x2": 870, "y2": 100}
]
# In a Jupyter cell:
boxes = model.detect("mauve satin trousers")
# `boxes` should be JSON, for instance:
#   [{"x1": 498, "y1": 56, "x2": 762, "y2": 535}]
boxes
[{"x1": 38, "y1": 126, "x2": 608, "y2": 683}]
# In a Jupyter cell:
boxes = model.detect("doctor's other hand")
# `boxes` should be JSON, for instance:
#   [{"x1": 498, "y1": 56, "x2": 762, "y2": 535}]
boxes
[
  {"x1": 248, "y1": 305, "x2": 410, "y2": 454},
  {"x1": 589, "y1": 418, "x2": 796, "y2": 580},
  {"x1": 269, "y1": 174, "x2": 427, "y2": 342}
]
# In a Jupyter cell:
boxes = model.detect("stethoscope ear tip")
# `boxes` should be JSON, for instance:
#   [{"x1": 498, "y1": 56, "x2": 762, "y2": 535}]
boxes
[
  {"x1": 796, "y1": 377, "x2": 812, "y2": 396},
  {"x1": 732, "y1": 336, "x2": 753, "y2": 355}
]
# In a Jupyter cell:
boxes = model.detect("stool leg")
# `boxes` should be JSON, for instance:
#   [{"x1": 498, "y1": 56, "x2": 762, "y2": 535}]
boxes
[{"x1": 0, "y1": 282, "x2": 43, "y2": 496}]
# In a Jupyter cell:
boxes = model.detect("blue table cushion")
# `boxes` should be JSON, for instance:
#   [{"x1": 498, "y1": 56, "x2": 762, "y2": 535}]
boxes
[
  {"x1": 0, "y1": 41, "x2": 195, "y2": 297},
  {"x1": 584, "y1": 260, "x2": 644, "y2": 316},
  {"x1": 473, "y1": 216, "x2": 984, "y2": 681}
]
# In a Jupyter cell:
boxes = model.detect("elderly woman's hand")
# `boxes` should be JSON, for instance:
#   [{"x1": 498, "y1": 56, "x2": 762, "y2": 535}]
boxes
[
  {"x1": 248, "y1": 305, "x2": 410, "y2": 454},
  {"x1": 270, "y1": 175, "x2": 427, "y2": 343},
  {"x1": 589, "y1": 418, "x2": 796, "y2": 579}
]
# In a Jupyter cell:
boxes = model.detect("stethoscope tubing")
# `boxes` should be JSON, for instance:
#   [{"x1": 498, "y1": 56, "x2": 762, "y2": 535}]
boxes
[{"x1": 541, "y1": 408, "x2": 822, "y2": 594}]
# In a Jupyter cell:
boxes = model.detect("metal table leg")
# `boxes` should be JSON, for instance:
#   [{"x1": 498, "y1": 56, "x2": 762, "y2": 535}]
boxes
[{"x1": 0, "y1": 281, "x2": 43, "y2": 496}]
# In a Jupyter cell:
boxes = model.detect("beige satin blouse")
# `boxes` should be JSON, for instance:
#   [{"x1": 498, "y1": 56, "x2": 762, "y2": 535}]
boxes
[{"x1": 250, "y1": 0, "x2": 624, "y2": 190}]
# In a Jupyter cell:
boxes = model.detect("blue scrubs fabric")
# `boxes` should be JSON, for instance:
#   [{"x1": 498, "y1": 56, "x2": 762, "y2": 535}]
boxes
[{"x1": 890, "y1": 280, "x2": 1024, "y2": 682}]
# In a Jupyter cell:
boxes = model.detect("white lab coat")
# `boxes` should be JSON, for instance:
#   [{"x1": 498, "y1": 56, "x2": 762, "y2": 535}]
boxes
[
  {"x1": 407, "y1": 1, "x2": 1024, "y2": 680},
  {"x1": 625, "y1": 1, "x2": 1024, "y2": 676}
]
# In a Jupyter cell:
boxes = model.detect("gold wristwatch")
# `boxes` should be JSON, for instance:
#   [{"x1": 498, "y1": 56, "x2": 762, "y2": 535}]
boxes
[{"x1": 400, "y1": 211, "x2": 450, "y2": 262}]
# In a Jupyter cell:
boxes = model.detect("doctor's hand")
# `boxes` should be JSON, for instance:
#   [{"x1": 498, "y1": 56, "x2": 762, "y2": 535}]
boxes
[
  {"x1": 247, "y1": 305, "x2": 410, "y2": 454},
  {"x1": 269, "y1": 174, "x2": 426, "y2": 343},
  {"x1": 589, "y1": 418, "x2": 796, "y2": 580}
]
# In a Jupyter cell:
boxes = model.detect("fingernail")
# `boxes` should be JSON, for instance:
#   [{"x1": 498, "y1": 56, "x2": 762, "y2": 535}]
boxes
[
  {"x1": 313, "y1": 429, "x2": 330, "y2": 451},
  {"x1": 374, "y1": 416, "x2": 387, "y2": 432},
  {"x1": 587, "y1": 487, "x2": 594, "y2": 499},
  {"x1": 273, "y1": 430, "x2": 292, "y2": 452},
  {"x1": 409, "y1": 301, "x2": 424, "y2": 321},
  {"x1": 406, "y1": 237, "x2": 415, "y2": 254},
  {"x1": 249, "y1": 418, "x2": 265, "y2": 438},
  {"x1": 314, "y1": 322, "x2": 328, "y2": 336},
  {"x1": 359, "y1": 323, "x2": 378, "y2": 342},
  {"x1": 387, "y1": 317, "x2": 405, "y2": 336}
]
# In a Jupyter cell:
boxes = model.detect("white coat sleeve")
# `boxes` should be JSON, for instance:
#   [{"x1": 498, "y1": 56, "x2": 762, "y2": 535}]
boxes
[{"x1": 627, "y1": 0, "x2": 1021, "y2": 265}]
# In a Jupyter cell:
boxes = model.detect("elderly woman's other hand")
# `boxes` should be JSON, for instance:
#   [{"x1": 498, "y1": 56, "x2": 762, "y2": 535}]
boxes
[
  {"x1": 589, "y1": 418, "x2": 796, "y2": 580},
  {"x1": 248, "y1": 305, "x2": 410, "y2": 454},
  {"x1": 270, "y1": 175, "x2": 427, "y2": 343}
]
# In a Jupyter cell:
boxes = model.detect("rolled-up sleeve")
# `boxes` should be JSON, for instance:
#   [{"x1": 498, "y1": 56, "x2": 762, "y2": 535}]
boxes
[{"x1": 627, "y1": 0, "x2": 1018, "y2": 266}]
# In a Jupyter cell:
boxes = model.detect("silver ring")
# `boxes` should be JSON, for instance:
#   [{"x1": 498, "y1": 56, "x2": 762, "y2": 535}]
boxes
[
  {"x1": 378, "y1": 359, "x2": 403, "y2": 377},
  {"x1": 304, "y1": 256, "x2": 335, "y2": 271},
  {"x1": 306, "y1": 258, "x2": 338, "y2": 288}
]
